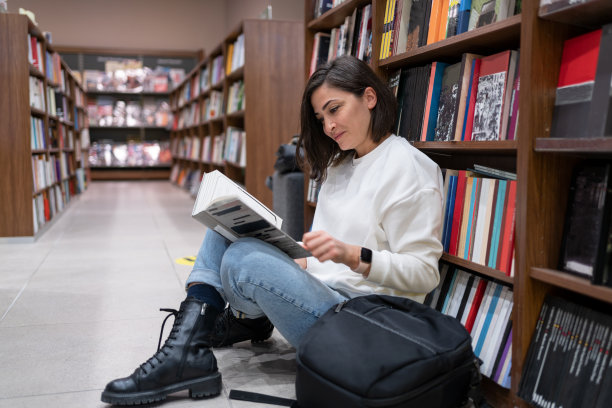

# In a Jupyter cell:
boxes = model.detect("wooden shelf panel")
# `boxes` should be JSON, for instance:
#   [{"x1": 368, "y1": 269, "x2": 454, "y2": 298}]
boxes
[
  {"x1": 441, "y1": 253, "x2": 514, "y2": 285},
  {"x1": 539, "y1": 0, "x2": 612, "y2": 28},
  {"x1": 531, "y1": 267, "x2": 612, "y2": 304},
  {"x1": 535, "y1": 137, "x2": 612, "y2": 154},
  {"x1": 226, "y1": 66, "x2": 244, "y2": 82},
  {"x1": 308, "y1": 0, "x2": 371, "y2": 30},
  {"x1": 379, "y1": 15, "x2": 521, "y2": 70},
  {"x1": 412, "y1": 140, "x2": 518, "y2": 154}
]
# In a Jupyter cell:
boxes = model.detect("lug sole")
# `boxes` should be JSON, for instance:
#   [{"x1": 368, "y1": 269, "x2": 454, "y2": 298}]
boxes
[{"x1": 101, "y1": 372, "x2": 222, "y2": 405}]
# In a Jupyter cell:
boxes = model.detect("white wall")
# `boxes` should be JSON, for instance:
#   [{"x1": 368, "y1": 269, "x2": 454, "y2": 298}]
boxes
[{"x1": 8, "y1": 0, "x2": 303, "y2": 55}]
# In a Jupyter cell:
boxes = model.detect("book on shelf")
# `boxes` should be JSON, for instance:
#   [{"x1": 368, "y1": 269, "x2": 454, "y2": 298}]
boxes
[
  {"x1": 550, "y1": 28, "x2": 602, "y2": 139},
  {"x1": 471, "y1": 49, "x2": 519, "y2": 141},
  {"x1": 587, "y1": 23, "x2": 612, "y2": 139},
  {"x1": 395, "y1": 64, "x2": 431, "y2": 141},
  {"x1": 518, "y1": 295, "x2": 612, "y2": 408},
  {"x1": 558, "y1": 161, "x2": 612, "y2": 287},
  {"x1": 424, "y1": 263, "x2": 513, "y2": 387},
  {"x1": 539, "y1": 0, "x2": 594, "y2": 14},
  {"x1": 192, "y1": 170, "x2": 311, "y2": 259},
  {"x1": 442, "y1": 169, "x2": 516, "y2": 275}
]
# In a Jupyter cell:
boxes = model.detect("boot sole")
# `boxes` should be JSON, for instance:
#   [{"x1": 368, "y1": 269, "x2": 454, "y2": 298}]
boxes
[{"x1": 101, "y1": 372, "x2": 222, "y2": 405}]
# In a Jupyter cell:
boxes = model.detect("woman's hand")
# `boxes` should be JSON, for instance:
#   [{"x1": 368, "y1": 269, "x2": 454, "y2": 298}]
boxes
[{"x1": 302, "y1": 230, "x2": 361, "y2": 270}]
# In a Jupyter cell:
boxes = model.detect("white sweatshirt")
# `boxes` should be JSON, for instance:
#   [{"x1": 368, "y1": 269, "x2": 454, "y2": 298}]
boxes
[{"x1": 306, "y1": 135, "x2": 444, "y2": 302}]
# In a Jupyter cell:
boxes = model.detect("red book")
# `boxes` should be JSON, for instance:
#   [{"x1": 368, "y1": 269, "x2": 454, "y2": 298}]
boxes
[
  {"x1": 497, "y1": 180, "x2": 517, "y2": 275},
  {"x1": 506, "y1": 67, "x2": 520, "y2": 141},
  {"x1": 30, "y1": 36, "x2": 39, "y2": 69},
  {"x1": 464, "y1": 279, "x2": 488, "y2": 333},
  {"x1": 557, "y1": 29, "x2": 601, "y2": 88},
  {"x1": 463, "y1": 58, "x2": 481, "y2": 141},
  {"x1": 43, "y1": 194, "x2": 50, "y2": 221},
  {"x1": 449, "y1": 170, "x2": 468, "y2": 255}
]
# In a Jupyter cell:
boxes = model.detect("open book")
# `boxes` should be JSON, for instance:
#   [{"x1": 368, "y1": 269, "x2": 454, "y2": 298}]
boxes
[{"x1": 192, "y1": 170, "x2": 311, "y2": 259}]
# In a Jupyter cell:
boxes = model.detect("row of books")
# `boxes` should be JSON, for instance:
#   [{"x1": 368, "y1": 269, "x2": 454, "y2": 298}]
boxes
[
  {"x1": 313, "y1": 0, "x2": 348, "y2": 19},
  {"x1": 550, "y1": 23, "x2": 612, "y2": 139},
  {"x1": 223, "y1": 127, "x2": 247, "y2": 167},
  {"x1": 27, "y1": 34, "x2": 44, "y2": 73},
  {"x1": 380, "y1": 0, "x2": 520, "y2": 60},
  {"x1": 211, "y1": 55, "x2": 225, "y2": 88},
  {"x1": 424, "y1": 263, "x2": 513, "y2": 387},
  {"x1": 558, "y1": 161, "x2": 612, "y2": 287},
  {"x1": 29, "y1": 76, "x2": 46, "y2": 111},
  {"x1": 170, "y1": 165, "x2": 202, "y2": 196},
  {"x1": 83, "y1": 66, "x2": 184, "y2": 94},
  {"x1": 87, "y1": 98, "x2": 170, "y2": 128},
  {"x1": 309, "y1": 3, "x2": 373, "y2": 75},
  {"x1": 32, "y1": 178, "x2": 78, "y2": 235},
  {"x1": 442, "y1": 168, "x2": 516, "y2": 275},
  {"x1": 50, "y1": 90, "x2": 70, "y2": 121},
  {"x1": 227, "y1": 80, "x2": 245, "y2": 114},
  {"x1": 173, "y1": 91, "x2": 224, "y2": 129},
  {"x1": 391, "y1": 49, "x2": 520, "y2": 142},
  {"x1": 30, "y1": 117, "x2": 46, "y2": 150},
  {"x1": 226, "y1": 33, "x2": 245, "y2": 75},
  {"x1": 48, "y1": 123, "x2": 74, "y2": 150},
  {"x1": 518, "y1": 296, "x2": 612, "y2": 408},
  {"x1": 31, "y1": 152, "x2": 74, "y2": 193},
  {"x1": 173, "y1": 136, "x2": 201, "y2": 161},
  {"x1": 44, "y1": 50, "x2": 62, "y2": 86},
  {"x1": 88, "y1": 141, "x2": 171, "y2": 168}
]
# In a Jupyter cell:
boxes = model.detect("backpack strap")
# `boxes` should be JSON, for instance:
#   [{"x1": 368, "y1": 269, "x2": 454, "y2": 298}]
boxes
[{"x1": 229, "y1": 389, "x2": 298, "y2": 407}]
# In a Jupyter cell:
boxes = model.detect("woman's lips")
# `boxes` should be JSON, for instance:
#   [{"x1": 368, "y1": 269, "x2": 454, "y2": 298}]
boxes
[{"x1": 333, "y1": 131, "x2": 344, "y2": 141}]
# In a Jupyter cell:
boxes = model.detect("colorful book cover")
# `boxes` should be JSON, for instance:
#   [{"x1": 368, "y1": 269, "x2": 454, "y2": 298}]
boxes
[
  {"x1": 472, "y1": 50, "x2": 511, "y2": 141},
  {"x1": 421, "y1": 62, "x2": 449, "y2": 141}
]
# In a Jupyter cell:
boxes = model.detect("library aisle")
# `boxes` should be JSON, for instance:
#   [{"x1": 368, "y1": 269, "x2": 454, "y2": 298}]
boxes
[{"x1": 0, "y1": 181, "x2": 296, "y2": 407}]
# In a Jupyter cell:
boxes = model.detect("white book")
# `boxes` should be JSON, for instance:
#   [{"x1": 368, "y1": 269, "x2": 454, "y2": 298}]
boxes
[
  {"x1": 192, "y1": 170, "x2": 311, "y2": 259},
  {"x1": 482, "y1": 285, "x2": 511, "y2": 377},
  {"x1": 447, "y1": 270, "x2": 469, "y2": 318}
]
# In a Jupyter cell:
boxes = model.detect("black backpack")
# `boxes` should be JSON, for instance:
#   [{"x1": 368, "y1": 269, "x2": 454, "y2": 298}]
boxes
[{"x1": 230, "y1": 294, "x2": 482, "y2": 408}]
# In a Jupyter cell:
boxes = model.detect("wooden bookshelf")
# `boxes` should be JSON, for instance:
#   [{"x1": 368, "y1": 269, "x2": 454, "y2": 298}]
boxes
[
  {"x1": 169, "y1": 19, "x2": 304, "y2": 208},
  {"x1": 302, "y1": 0, "x2": 612, "y2": 407},
  {"x1": 0, "y1": 13, "x2": 88, "y2": 239}
]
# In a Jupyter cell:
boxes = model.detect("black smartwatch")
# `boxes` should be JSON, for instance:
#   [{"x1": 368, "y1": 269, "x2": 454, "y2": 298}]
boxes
[{"x1": 352, "y1": 247, "x2": 372, "y2": 274}]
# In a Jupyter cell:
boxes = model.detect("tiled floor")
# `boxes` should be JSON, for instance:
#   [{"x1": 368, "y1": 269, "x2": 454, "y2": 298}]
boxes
[{"x1": 0, "y1": 181, "x2": 296, "y2": 408}]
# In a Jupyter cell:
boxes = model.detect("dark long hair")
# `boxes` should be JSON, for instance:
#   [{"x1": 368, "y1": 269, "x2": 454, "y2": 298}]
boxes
[{"x1": 297, "y1": 56, "x2": 397, "y2": 182}]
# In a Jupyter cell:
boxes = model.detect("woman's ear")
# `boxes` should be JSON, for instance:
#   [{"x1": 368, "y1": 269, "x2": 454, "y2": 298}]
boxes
[{"x1": 363, "y1": 86, "x2": 377, "y2": 110}]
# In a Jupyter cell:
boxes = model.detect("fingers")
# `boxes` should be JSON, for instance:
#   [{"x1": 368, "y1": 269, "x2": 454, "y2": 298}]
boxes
[{"x1": 302, "y1": 231, "x2": 342, "y2": 263}]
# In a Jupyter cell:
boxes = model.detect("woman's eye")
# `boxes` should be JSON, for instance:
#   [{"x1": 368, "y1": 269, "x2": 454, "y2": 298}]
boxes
[{"x1": 330, "y1": 106, "x2": 338, "y2": 113}]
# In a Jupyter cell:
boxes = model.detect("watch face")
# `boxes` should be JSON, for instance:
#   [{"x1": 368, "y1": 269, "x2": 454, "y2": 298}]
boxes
[{"x1": 361, "y1": 247, "x2": 373, "y2": 263}]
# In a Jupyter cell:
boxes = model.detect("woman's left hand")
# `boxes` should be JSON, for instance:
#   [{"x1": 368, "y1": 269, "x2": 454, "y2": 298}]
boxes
[{"x1": 302, "y1": 230, "x2": 360, "y2": 270}]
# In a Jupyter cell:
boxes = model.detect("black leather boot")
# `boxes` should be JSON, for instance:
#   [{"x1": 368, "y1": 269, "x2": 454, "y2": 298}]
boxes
[
  {"x1": 211, "y1": 307, "x2": 274, "y2": 347},
  {"x1": 101, "y1": 298, "x2": 222, "y2": 405}
]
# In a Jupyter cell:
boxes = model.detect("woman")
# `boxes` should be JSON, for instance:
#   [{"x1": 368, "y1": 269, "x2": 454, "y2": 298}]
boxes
[{"x1": 101, "y1": 56, "x2": 444, "y2": 406}]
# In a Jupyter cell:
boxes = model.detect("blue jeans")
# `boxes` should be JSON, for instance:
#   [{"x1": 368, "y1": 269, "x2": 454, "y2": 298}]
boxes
[{"x1": 186, "y1": 230, "x2": 348, "y2": 347}]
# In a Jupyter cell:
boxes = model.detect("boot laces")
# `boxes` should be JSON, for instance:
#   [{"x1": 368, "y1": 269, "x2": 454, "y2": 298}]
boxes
[{"x1": 138, "y1": 308, "x2": 182, "y2": 374}]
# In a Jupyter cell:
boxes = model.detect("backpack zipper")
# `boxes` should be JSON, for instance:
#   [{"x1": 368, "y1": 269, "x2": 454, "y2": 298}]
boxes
[
  {"x1": 343, "y1": 308, "x2": 436, "y2": 354},
  {"x1": 177, "y1": 303, "x2": 206, "y2": 379}
]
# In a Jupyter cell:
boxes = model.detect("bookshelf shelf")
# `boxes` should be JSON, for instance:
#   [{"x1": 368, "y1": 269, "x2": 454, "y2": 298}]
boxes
[
  {"x1": 380, "y1": 15, "x2": 522, "y2": 70},
  {"x1": 413, "y1": 140, "x2": 518, "y2": 153},
  {"x1": 534, "y1": 137, "x2": 612, "y2": 153},
  {"x1": 539, "y1": 0, "x2": 612, "y2": 28},
  {"x1": 169, "y1": 20, "x2": 304, "y2": 207},
  {"x1": 441, "y1": 254, "x2": 515, "y2": 284},
  {"x1": 1, "y1": 13, "x2": 87, "y2": 238},
  {"x1": 531, "y1": 267, "x2": 612, "y2": 304}
]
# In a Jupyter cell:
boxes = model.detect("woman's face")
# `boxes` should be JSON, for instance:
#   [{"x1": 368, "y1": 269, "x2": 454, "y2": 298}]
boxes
[{"x1": 311, "y1": 83, "x2": 378, "y2": 158}]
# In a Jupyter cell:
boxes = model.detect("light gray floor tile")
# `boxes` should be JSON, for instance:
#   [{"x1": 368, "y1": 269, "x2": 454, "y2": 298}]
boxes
[{"x1": 0, "y1": 181, "x2": 296, "y2": 406}]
